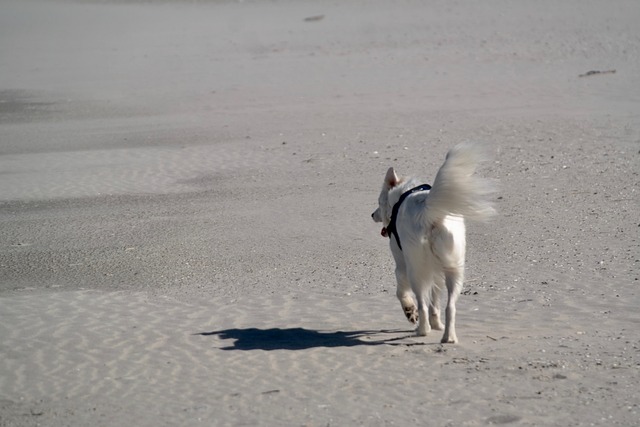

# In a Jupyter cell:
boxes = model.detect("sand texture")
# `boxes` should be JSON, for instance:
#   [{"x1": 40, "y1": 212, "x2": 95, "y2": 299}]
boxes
[{"x1": 1, "y1": 0, "x2": 639, "y2": 426}]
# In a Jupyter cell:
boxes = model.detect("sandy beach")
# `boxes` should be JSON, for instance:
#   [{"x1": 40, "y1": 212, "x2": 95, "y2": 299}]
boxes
[{"x1": 1, "y1": 0, "x2": 639, "y2": 425}]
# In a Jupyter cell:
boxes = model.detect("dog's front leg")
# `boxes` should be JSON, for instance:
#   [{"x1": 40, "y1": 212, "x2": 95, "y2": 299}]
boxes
[
  {"x1": 429, "y1": 281, "x2": 445, "y2": 331},
  {"x1": 395, "y1": 266, "x2": 418, "y2": 325},
  {"x1": 415, "y1": 291, "x2": 431, "y2": 336}
]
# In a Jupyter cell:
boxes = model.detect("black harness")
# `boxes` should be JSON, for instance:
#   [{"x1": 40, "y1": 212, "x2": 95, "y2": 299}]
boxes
[{"x1": 386, "y1": 184, "x2": 432, "y2": 251}]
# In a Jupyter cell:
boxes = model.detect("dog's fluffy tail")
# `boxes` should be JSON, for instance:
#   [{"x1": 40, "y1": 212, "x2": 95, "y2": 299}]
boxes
[{"x1": 425, "y1": 142, "x2": 497, "y2": 223}]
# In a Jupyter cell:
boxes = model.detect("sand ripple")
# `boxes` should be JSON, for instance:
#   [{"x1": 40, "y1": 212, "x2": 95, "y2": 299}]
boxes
[{"x1": 1, "y1": 287, "x2": 638, "y2": 426}]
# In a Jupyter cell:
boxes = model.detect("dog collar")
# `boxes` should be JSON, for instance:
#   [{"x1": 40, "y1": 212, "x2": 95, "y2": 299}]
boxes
[{"x1": 386, "y1": 184, "x2": 432, "y2": 251}]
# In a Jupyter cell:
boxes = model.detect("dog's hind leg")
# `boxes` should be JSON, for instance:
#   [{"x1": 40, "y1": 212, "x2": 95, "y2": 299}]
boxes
[{"x1": 441, "y1": 268, "x2": 463, "y2": 343}]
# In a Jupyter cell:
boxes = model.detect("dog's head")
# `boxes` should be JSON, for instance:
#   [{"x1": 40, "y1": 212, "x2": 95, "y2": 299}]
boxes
[{"x1": 371, "y1": 167, "x2": 400, "y2": 237}]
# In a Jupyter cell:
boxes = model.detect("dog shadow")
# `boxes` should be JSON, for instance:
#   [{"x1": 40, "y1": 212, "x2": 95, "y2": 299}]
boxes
[{"x1": 196, "y1": 327, "x2": 420, "y2": 351}]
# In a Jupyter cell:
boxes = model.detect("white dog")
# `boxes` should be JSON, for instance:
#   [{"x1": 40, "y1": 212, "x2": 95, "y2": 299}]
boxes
[{"x1": 371, "y1": 142, "x2": 495, "y2": 343}]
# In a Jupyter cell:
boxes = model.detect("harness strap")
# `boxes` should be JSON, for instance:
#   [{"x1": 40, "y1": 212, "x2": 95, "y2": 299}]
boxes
[{"x1": 386, "y1": 184, "x2": 431, "y2": 251}]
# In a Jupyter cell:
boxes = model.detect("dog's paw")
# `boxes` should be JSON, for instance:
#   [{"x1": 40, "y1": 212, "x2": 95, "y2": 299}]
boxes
[
  {"x1": 429, "y1": 317, "x2": 445, "y2": 331},
  {"x1": 416, "y1": 324, "x2": 430, "y2": 336},
  {"x1": 403, "y1": 305, "x2": 419, "y2": 324},
  {"x1": 440, "y1": 333, "x2": 458, "y2": 344}
]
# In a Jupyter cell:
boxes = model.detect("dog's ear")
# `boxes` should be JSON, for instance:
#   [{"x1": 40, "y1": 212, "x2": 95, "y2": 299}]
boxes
[{"x1": 385, "y1": 167, "x2": 399, "y2": 188}]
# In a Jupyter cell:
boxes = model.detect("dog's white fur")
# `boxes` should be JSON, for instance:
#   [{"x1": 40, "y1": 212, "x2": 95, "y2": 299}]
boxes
[{"x1": 371, "y1": 142, "x2": 496, "y2": 343}]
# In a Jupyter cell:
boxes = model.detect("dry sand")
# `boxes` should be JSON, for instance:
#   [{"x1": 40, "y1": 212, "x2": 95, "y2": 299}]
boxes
[{"x1": 1, "y1": 0, "x2": 639, "y2": 426}]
